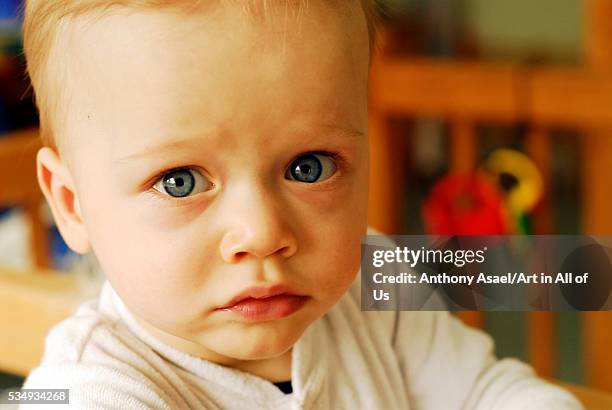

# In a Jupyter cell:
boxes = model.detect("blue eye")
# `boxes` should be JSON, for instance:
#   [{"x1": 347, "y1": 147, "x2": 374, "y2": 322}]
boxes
[
  {"x1": 154, "y1": 168, "x2": 209, "y2": 198},
  {"x1": 286, "y1": 153, "x2": 337, "y2": 183}
]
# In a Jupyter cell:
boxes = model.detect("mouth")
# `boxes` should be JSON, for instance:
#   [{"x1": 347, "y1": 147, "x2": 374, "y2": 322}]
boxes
[{"x1": 215, "y1": 284, "x2": 309, "y2": 321}]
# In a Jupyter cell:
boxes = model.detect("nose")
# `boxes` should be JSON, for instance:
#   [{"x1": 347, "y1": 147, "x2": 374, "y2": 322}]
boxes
[{"x1": 219, "y1": 184, "x2": 298, "y2": 263}]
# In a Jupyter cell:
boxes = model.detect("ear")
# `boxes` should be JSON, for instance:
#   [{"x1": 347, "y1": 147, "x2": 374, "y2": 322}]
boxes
[{"x1": 37, "y1": 147, "x2": 91, "y2": 254}]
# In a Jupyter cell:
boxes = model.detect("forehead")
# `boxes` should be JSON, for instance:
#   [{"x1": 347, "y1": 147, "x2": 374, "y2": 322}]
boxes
[{"x1": 59, "y1": 1, "x2": 369, "y2": 161}]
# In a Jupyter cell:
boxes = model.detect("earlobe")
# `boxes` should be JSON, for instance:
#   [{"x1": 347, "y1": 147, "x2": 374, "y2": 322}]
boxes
[{"x1": 36, "y1": 147, "x2": 91, "y2": 254}]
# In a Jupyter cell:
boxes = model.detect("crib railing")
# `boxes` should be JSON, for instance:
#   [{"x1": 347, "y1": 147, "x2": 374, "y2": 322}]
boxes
[{"x1": 367, "y1": 0, "x2": 612, "y2": 391}]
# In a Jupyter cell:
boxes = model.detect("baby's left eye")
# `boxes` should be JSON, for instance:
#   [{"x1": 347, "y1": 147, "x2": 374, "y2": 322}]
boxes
[
  {"x1": 153, "y1": 168, "x2": 211, "y2": 198},
  {"x1": 285, "y1": 153, "x2": 337, "y2": 183}
]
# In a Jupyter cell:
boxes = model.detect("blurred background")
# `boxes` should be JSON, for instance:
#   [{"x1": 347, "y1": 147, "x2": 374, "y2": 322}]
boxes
[{"x1": 1, "y1": 0, "x2": 611, "y2": 405}]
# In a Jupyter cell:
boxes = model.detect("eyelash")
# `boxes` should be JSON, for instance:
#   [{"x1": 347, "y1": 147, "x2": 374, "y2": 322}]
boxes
[
  {"x1": 286, "y1": 150, "x2": 342, "y2": 168},
  {"x1": 145, "y1": 150, "x2": 346, "y2": 202}
]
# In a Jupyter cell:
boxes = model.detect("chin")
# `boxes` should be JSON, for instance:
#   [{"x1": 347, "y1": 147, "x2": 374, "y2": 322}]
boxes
[{"x1": 214, "y1": 322, "x2": 308, "y2": 361}]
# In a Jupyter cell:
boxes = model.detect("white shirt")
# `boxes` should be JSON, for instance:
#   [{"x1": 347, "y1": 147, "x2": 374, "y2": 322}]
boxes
[{"x1": 21, "y1": 276, "x2": 583, "y2": 409}]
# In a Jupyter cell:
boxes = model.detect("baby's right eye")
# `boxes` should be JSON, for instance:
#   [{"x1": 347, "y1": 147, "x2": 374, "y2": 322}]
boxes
[{"x1": 153, "y1": 168, "x2": 211, "y2": 198}]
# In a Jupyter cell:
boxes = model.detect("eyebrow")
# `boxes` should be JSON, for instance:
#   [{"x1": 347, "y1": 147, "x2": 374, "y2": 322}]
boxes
[
  {"x1": 318, "y1": 124, "x2": 365, "y2": 140},
  {"x1": 114, "y1": 125, "x2": 364, "y2": 163},
  {"x1": 113, "y1": 137, "x2": 212, "y2": 163}
]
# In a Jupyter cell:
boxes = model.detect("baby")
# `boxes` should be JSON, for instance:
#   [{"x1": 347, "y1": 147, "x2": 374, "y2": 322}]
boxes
[{"x1": 21, "y1": 0, "x2": 582, "y2": 409}]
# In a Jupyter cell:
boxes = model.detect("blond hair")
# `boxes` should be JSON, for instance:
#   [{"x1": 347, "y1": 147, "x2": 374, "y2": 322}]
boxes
[{"x1": 22, "y1": 0, "x2": 379, "y2": 149}]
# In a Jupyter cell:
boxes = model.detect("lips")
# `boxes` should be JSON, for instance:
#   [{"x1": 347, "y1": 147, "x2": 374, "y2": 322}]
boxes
[{"x1": 216, "y1": 284, "x2": 308, "y2": 321}]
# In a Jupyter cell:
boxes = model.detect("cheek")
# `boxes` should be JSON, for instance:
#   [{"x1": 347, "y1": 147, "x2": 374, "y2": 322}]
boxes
[
  {"x1": 305, "y1": 204, "x2": 367, "y2": 301},
  {"x1": 80, "y1": 191, "x2": 217, "y2": 326},
  {"x1": 295, "y1": 164, "x2": 368, "y2": 299}
]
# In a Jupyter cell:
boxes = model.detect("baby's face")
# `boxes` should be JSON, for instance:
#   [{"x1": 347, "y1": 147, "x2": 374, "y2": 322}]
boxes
[{"x1": 60, "y1": 2, "x2": 369, "y2": 366}]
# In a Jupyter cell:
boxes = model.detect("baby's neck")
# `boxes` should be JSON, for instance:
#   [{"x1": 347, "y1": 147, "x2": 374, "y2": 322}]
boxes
[{"x1": 233, "y1": 348, "x2": 293, "y2": 382}]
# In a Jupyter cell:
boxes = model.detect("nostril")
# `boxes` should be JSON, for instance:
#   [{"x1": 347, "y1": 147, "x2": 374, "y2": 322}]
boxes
[
  {"x1": 280, "y1": 245, "x2": 293, "y2": 258},
  {"x1": 233, "y1": 251, "x2": 249, "y2": 262},
  {"x1": 220, "y1": 229, "x2": 298, "y2": 262}
]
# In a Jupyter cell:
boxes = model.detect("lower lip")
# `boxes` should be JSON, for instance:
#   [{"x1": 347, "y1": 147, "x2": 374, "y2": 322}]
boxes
[{"x1": 218, "y1": 295, "x2": 308, "y2": 321}]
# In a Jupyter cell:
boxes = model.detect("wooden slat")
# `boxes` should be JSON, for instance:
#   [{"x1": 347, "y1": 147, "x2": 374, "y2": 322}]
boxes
[
  {"x1": 585, "y1": 0, "x2": 612, "y2": 70},
  {"x1": 0, "y1": 267, "x2": 90, "y2": 376},
  {"x1": 524, "y1": 128, "x2": 553, "y2": 233},
  {"x1": 367, "y1": 55, "x2": 410, "y2": 234},
  {"x1": 528, "y1": 312, "x2": 556, "y2": 378},
  {"x1": 584, "y1": 312, "x2": 612, "y2": 391},
  {"x1": 528, "y1": 70, "x2": 612, "y2": 128},
  {"x1": 577, "y1": 0, "x2": 612, "y2": 393},
  {"x1": 524, "y1": 128, "x2": 555, "y2": 378},
  {"x1": 370, "y1": 59, "x2": 612, "y2": 128},
  {"x1": 579, "y1": 132, "x2": 612, "y2": 236},
  {"x1": 450, "y1": 118, "x2": 477, "y2": 172},
  {"x1": 0, "y1": 129, "x2": 49, "y2": 268},
  {"x1": 367, "y1": 100, "x2": 394, "y2": 234},
  {"x1": 449, "y1": 119, "x2": 483, "y2": 329},
  {"x1": 0, "y1": 128, "x2": 42, "y2": 206},
  {"x1": 367, "y1": 111, "x2": 407, "y2": 234},
  {"x1": 581, "y1": 139, "x2": 612, "y2": 385},
  {"x1": 370, "y1": 58, "x2": 521, "y2": 122},
  {"x1": 456, "y1": 312, "x2": 484, "y2": 329}
]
